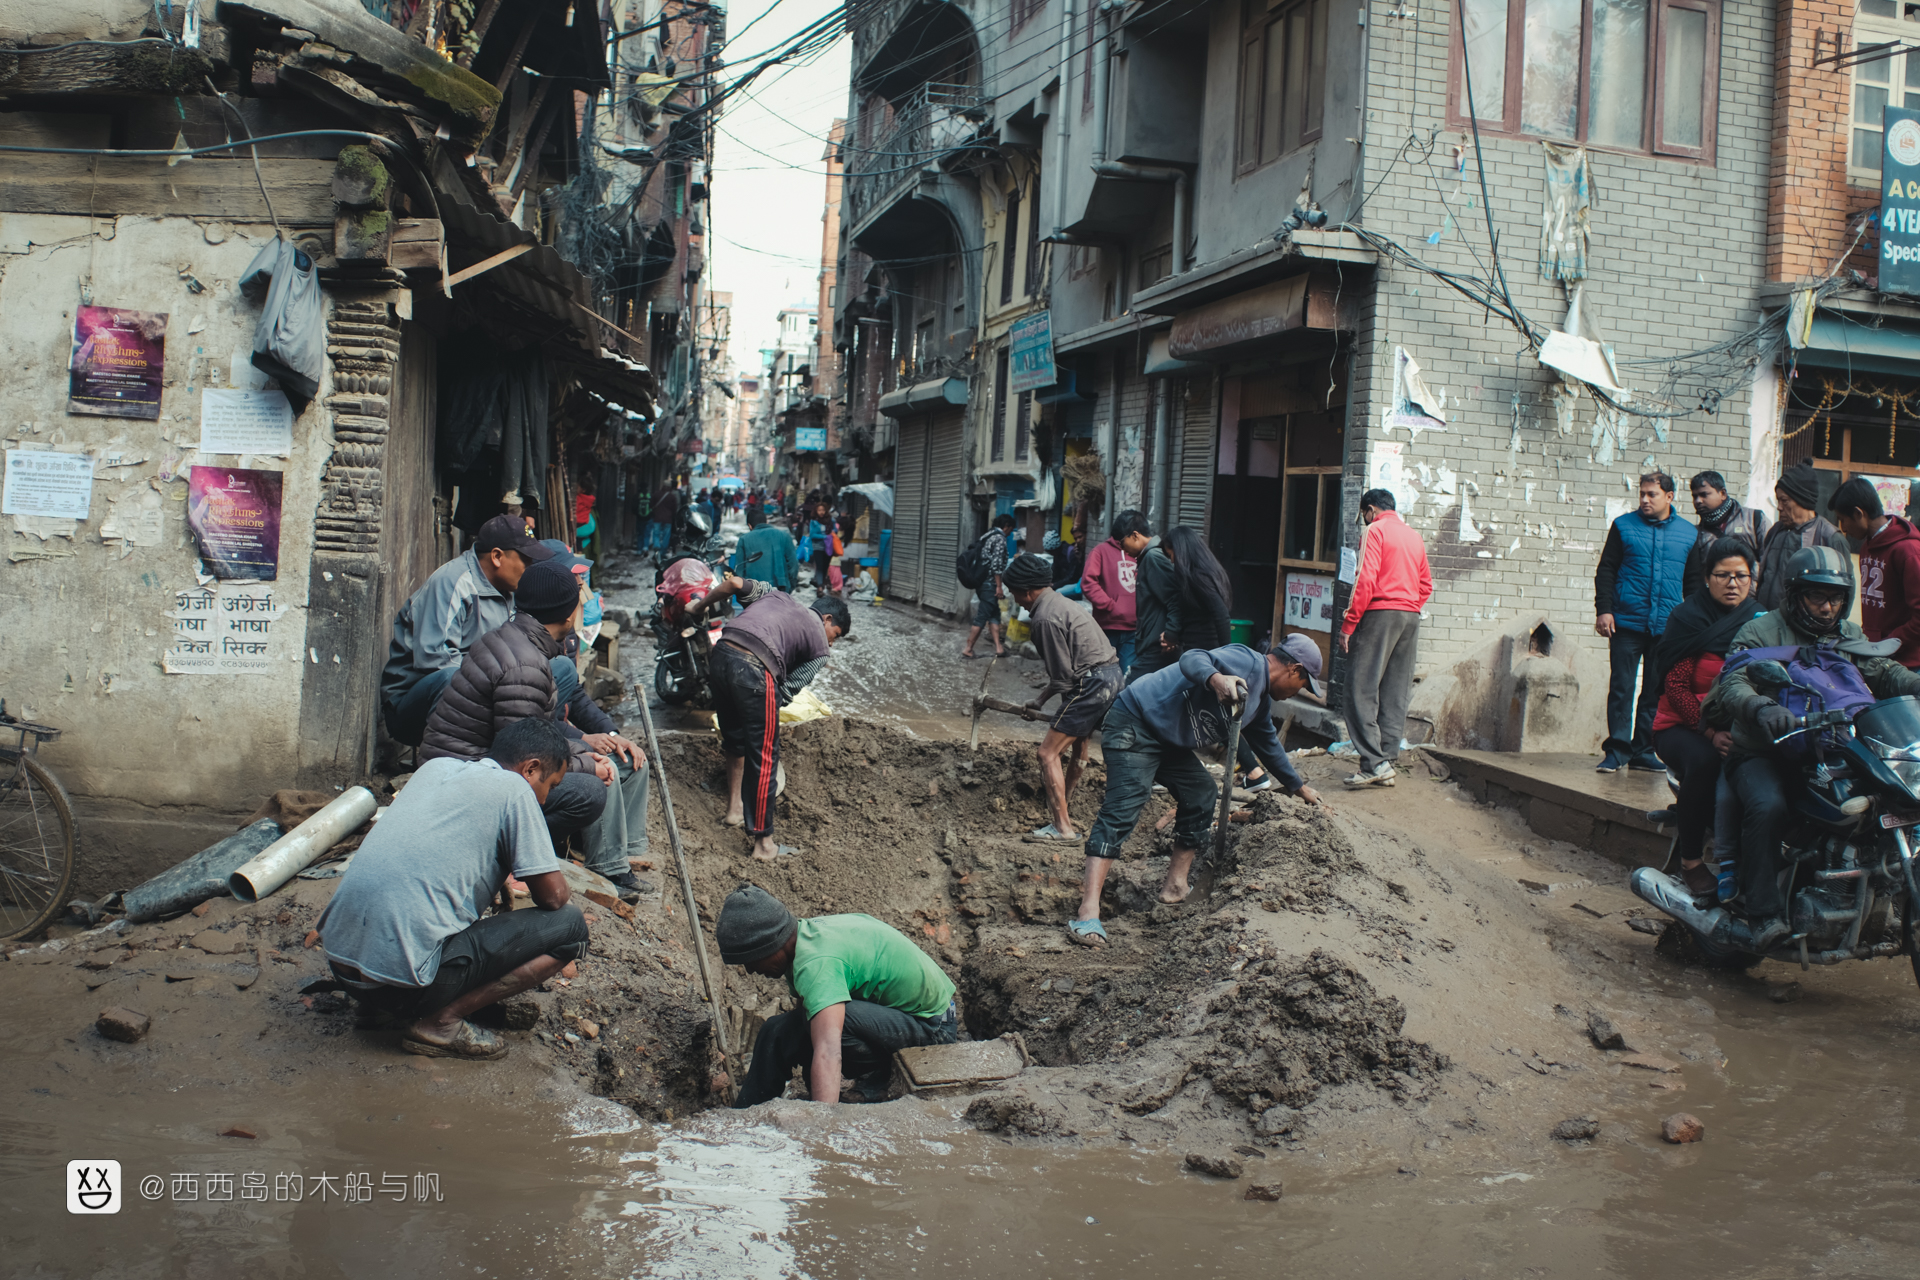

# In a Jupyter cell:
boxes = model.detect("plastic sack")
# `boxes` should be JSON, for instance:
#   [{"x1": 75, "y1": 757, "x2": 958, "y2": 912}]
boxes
[{"x1": 778, "y1": 687, "x2": 833, "y2": 724}]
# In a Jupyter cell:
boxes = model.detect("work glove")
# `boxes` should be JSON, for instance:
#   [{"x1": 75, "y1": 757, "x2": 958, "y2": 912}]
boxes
[{"x1": 1755, "y1": 702, "x2": 1799, "y2": 743}]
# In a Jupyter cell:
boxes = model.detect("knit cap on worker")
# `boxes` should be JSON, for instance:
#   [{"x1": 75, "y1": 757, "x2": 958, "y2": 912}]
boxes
[
  {"x1": 716, "y1": 886, "x2": 797, "y2": 964},
  {"x1": 515, "y1": 556, "x2": 583, "y2": 624},
  {"x1": 1003, "y1": 552, "x2": 1053, "y2": 591}
]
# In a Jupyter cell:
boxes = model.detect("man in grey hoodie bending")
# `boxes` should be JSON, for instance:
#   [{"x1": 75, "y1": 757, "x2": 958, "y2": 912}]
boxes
[{"x1": 1067, "y1": 636, "x2": 1331, "y2": 945}]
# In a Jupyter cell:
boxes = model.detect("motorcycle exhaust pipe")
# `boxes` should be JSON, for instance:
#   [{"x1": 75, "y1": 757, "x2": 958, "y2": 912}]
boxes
[{"x1": 1630, "y1": 866, "x2": 1733, "y2": 940}]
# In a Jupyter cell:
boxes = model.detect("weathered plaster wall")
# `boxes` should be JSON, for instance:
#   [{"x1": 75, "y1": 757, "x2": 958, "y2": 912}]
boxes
[
  {"x1": 0, "y1": 214, "x2": 327, "y2": 813},
  {"x1": 0, "y1": 0, "x2": 212, "y2": 42}
]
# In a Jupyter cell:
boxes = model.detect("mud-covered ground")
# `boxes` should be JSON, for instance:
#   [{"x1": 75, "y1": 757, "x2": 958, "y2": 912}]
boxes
[{"x1": 3, "y1": 698, "x2": 1769, "y2": 1179}]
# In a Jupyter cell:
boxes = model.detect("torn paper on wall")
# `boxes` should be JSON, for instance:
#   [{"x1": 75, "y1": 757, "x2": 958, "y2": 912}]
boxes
[
  {"x1": 100, "y1": 485, "x2": 166, "y2": 556},
  {"x1": 11, "y1": 513, "x2": 78, "y2": 541},
  {"x1": 1538, "y1": 331, "x2": 1624, "y2": 392},
  {"x1": 164, "y1": 583, "x2": 290, "y2": 675},
  {"x1": 1393, "y1": 347, "x2": 1447, "y2": 422},
  {"x1": 1540, "y1": 142, "x2": 1590, "y2": 283}
]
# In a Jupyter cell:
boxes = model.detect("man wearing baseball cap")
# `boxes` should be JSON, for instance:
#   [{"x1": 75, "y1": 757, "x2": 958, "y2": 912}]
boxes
[
  {"x1": 717, "y1": 886, "x2": 958, "y2": 1107},
  {"x1": 381, "y1": 515, "x2": 554, "y2": 746},
  {"x1": 1067, "y1": 635, "x2": 1330, "y2": 946}
]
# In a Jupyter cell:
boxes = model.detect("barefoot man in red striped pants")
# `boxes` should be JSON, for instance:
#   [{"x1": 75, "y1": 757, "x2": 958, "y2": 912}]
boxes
[{"x1": 709, "y1": 572, "x2": 850, "y2": 860}]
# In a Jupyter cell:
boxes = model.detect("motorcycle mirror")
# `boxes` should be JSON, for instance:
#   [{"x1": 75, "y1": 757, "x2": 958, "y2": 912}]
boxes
[{"x1": 1747, "y1": 659, "x2": 1791, "y2": 688}]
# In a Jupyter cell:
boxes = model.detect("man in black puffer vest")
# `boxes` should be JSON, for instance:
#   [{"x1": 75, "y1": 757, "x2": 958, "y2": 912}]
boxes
[{"x1": 421, "y1": 556, "x2": 649, "y2": 900}]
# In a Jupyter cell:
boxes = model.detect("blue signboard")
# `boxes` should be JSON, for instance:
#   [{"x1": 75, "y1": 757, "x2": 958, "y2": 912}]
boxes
[
  {"x1": 1008, "y1": 310, "x2": 1057, "y2": 393},
  {"x1": 1884, "y1": 106, "x2": 1920, "y2": 296},
  {"x1": 793, "y1": 426, "x2": 827, "y2": 451}
]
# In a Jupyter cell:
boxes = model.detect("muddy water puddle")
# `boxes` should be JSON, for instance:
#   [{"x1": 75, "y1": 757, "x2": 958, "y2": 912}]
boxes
[{"x1": 9, "y1": 951, "x2": 1920, "y2": 1278}]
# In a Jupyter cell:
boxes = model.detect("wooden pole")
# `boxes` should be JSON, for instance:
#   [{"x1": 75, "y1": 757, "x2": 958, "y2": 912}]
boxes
[{"x1": 631, "y1": 682, "x2": 735, "y2": 1066}]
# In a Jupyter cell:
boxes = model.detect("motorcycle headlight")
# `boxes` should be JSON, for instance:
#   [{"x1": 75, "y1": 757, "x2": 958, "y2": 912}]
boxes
[{"x1": 1887, "y1": 758, "x2": 1920, "y2": 801}]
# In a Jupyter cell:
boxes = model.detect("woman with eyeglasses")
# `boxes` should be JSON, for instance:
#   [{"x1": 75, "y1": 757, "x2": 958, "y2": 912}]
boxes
[{"x1": 1647, "y1": 536, "x2": 1761, "y2": 902}]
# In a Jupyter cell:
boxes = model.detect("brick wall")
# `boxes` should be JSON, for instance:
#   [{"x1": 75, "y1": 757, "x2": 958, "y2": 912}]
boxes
[
  {"x1": 1353, "y1": 0, "x2": 1776, "y2": 671},
  {"x1": 1769, "y1": 0, "x2": 1878, "y2": 283}
]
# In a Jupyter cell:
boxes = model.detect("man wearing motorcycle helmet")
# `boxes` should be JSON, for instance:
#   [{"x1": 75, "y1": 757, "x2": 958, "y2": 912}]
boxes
[{"x1": 1705, "y1": 546, "x2": 1920, "y2": 949}]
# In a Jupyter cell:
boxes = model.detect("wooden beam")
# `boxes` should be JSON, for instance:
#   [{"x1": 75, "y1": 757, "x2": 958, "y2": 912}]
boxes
[
  {"x1": 446, "y1": 240, "x2": 535, "y2": 287},
  {"x1": 0, "y1": 42, "x2": 215, "y2": 97},
  {"x1": 459, "y1": 0, "x2": 510, "y2": 67},
  {"x1": 0, "y1": 155, "x2": 338, "y2": 225}
]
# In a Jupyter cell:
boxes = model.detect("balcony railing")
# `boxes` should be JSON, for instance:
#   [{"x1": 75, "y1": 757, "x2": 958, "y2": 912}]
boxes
[{"x1": 844, "y1": 82, "x2": 983, "y2": 229}]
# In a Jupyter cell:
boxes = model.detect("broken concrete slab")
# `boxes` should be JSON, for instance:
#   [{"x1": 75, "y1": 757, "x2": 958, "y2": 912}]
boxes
[{"x1": 895, "y1": 1034, "x2": 1028, "y2": 1096}]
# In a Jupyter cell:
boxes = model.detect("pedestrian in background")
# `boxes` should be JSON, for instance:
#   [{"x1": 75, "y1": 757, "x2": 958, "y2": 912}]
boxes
[
  {"x1": 733, "y1": 518, "x2": 800, "y2": 592},
  {"x1": 1045, "y1": 530, "x2": 1083, "y2": 591},
  {"x1": 1831, "y1": 476, "x2": 1920, "y2": 667},
  {"x1": 1083, "y1": 511, "x2": 1148, "y2": 671},
  {"x1": 1756, "y1": 460, "x2": 1850, "y2": 611},
  {"x1": 807, "y1": 500, "x2": 838, "y2": 598},
  {"x1": 1683, "y1": 471, "x2": 1769, "y2": 597},
  {"x1": 1594, "y1": 471, "x2": 1694, "y2": 774},
  {"x1": 1339, "y1": 488, "x2": 1433, "y2": 788},
  {"x1": 1126, "y1": 527, "x2": 1181, "y2": 682},
  {"x1": 961, "y1": 513, "x2": 1015, "y2": 659}
]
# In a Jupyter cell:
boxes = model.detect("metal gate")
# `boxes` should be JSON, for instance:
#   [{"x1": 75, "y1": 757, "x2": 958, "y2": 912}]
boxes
[
  {"x1": 1176, "y1": 373, "x2": 1217, "y2": 534},
  {"x1": 923, "y1": 409, "x2": 967, "y2": 614},
  {"x1": 889, "y1": 419, "x2": 929, "y2": 603}
]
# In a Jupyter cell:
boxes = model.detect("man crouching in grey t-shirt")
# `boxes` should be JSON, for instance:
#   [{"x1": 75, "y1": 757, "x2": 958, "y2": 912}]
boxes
[{"x1": 314, "y1": 718, "x2": 591, "y2": 1060}]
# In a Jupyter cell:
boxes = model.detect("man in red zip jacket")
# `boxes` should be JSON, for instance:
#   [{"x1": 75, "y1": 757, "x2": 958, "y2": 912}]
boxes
[
  {"x1": 1830, "y1": 476, "x2": 1920, "y2": 668},
  {"x1": 1338, "y1": 489, "x2": 1433, "y2": 787}
]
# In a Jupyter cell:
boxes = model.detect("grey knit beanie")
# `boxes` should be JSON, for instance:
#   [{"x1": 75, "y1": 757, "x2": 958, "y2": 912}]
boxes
[{"x1": 716, "y1": 886, "x2": 797, "y2": 965}]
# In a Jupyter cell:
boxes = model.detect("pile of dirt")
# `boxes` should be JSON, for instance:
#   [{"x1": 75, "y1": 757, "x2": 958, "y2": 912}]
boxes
[{"x1": 630, "y1": 717, "x2": 1450, "y2": 1148}]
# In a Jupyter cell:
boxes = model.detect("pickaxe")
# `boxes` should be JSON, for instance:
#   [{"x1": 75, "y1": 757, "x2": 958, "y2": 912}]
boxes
[{"x1": 966, "y1": 656, "x2": 1046, "y2": 749}]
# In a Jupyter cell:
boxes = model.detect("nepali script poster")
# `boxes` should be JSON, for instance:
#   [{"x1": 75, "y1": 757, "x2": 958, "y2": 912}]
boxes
[
  {"x1": 187, "y1": 466, "x2": 283, "y2": 581},
  {"x1": 69, "y1": 306, "x2": 167, "y2": 420}
]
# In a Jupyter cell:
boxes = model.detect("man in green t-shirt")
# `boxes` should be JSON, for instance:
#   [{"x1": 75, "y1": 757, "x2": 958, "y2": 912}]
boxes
[{"x1": 720, "y1": 886, "x2": 958, "y2": 1106}]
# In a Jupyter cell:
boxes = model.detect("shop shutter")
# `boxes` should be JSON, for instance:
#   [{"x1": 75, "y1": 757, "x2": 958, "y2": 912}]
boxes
[
  {"x1": 890, "y1": 419, "x2": 929, "y2": 603},
  {"x1": 924, "y1": 408, "x2": 968, "y2": 613},
  {"x1": 1176, "y1": 373, "x2": 1217, "y2": 534}
]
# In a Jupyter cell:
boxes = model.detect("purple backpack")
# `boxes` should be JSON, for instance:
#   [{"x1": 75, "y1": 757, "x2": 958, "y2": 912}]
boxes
[{"x1": 1719, "y1": 644, "x2": 1876, "y2": 759}]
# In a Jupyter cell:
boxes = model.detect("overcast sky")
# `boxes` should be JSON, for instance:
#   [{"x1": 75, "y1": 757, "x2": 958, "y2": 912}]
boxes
[{"x1": 707, "y1": 0, "x2": 850, "y2": 374}]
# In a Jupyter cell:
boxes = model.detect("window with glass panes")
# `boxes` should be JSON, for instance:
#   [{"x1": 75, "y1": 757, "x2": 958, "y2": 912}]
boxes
[
  {"x1": 1453, "y1": 0, "x2": 1719, "y2": 159},
  {"x1": 1850, "y1": 0, "x2": 1920, "y2": 182}
]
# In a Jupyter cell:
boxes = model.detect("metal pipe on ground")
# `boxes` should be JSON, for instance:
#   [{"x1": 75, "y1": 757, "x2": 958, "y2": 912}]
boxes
[
  {"x1": 123, "y1": 819, "x2": 283, "y2": 923},
  {"x1": 631, "y1": 681, "x2": 736, "y2": 1080},
  {"x1": 229, "y1": 787, "x2": 378, "y2": 903}
]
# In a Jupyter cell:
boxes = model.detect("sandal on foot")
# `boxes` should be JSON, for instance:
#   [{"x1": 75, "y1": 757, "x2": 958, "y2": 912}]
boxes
[
  {"x1": 1066, "y1": 917, "x2": 1108, "y2": 946},
  {"x1": 401, "y1": 1021, "x2": 508, "y2": 1061},
  {"x1": 960, "y1": 651, "x2": 981, "y2": 660},
  {"x1": 1023, "y1": 823, "x2": 1084, "y2": 844},
  {"x1": 723, "y1": 814, "x2": 746, "y2": 828}
]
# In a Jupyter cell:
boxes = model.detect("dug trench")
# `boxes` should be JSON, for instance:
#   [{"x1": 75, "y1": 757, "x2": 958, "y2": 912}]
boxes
[{"x1": 3, "y1": 715, "x2": 1764, "y2": 1172}]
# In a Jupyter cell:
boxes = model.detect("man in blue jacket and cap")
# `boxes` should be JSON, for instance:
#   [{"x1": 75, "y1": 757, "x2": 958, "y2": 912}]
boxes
[
  {"x1": 1067, "y1": 636, "x2": 1330, "y2": 945},
  {"x1": 1594, "y1": 471, "x2": 1694, "y2": 774}
]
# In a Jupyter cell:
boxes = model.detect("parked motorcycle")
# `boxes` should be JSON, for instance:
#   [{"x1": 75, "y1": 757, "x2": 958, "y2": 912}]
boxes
[
  {"x1": 650, "y1": 554, "x2": 729, "y2": 706},
  {"x1": 1631, "y1": 675, "x2": 1920, "y2": 982}
]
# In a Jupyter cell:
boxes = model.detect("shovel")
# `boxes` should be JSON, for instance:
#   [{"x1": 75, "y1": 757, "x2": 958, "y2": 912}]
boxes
[{"x1": 1198, "y1": 690, "x2": 1245, "y2": 902}]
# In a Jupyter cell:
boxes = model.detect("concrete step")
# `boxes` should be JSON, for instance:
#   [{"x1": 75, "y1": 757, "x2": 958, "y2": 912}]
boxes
[{"x1": 1422, "y1": 748, "x2": 1673, "y2": 867}]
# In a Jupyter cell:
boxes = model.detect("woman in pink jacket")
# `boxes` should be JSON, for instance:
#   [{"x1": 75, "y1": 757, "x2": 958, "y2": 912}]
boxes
[{"x1": 1081, "y1": 510, "x2": 1150, "y2": 672}]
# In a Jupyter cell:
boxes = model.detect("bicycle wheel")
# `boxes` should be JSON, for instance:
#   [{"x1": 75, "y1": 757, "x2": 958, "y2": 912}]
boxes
[{"x1": 0, "y1": 755, "x2": 77, "y2": 941}]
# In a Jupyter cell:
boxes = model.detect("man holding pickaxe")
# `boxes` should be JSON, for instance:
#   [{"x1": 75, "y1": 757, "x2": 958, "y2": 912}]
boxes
[
  {"x1": 1066, "y1": 635, "x2": 1331, "y2": 947},
  {"x1": 1000, "y1": 553, "x2": 1125, "y2": 844}
]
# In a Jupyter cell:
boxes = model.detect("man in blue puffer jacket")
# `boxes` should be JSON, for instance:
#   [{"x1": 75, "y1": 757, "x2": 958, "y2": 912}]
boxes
[{"x1": 1593, "y1": 471, "x2": 1695, "y2": 773}]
